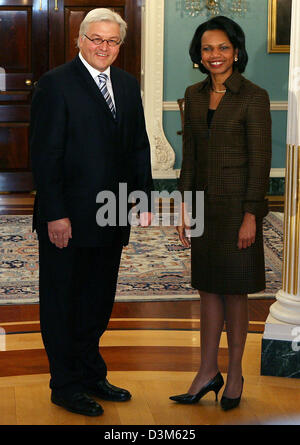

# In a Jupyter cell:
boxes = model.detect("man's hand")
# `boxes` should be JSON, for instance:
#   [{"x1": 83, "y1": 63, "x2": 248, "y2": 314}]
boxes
[
  {"x1": 140, "y1": 212, "x2": 153, "y2": 227},
  {"x1": 176, "y1": 203, "x2": 191, "y2": 248},
  {"x1": 48, "y1": 218, "x2": 72, "y2": 249},
  {"x1": 238, "y1": 212, "x2": 256, "y2": 249}
]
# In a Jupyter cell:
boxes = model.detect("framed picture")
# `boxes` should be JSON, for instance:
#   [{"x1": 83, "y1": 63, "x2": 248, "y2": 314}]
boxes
[{"x1": 268, "y1": 0, "x2": 292, "y2": 53}]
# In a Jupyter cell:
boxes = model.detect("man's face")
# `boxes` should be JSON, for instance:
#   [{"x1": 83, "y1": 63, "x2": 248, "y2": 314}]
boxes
[{"x1": 79, "y1": 21, "x2": 121, "y2": 72}]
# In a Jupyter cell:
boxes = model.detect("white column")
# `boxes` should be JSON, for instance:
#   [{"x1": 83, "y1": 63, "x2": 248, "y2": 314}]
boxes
[
  {"x1": 264, "y1": 0, "x2": 300, "y2": 341},
  {"x1": 141, "y1": 0, "x2": 176, "y2": 178}
]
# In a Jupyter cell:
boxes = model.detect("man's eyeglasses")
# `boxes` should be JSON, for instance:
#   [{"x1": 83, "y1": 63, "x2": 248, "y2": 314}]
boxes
[{"x1": 84, "y1": 34, "x2": 121, "y2": 47}]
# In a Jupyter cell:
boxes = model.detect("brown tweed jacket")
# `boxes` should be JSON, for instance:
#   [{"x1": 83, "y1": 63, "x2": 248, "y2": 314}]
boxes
[{"x1": 178, "y1": 69, "x2": 272, "y2": 217}]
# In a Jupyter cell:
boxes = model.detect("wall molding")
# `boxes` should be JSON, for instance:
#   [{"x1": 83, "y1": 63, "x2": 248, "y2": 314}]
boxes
[
  {"x1": 160, "y1": 102, "x2": 286, "y2": 179},
  {"x1": 163, "y1": 101, "x2": 289, "y2": 111},
  {"x1": 152, "y1": 168, "x2": 285, "y2": 179},
  {"x1": 141, "y1": 0, "x2": 176, "y2": 176},
  {"x1": 271, "y1": 101, "x2": 289, "y2": 111},
  {"x1": 270, "y1": 168, "x2": 285, "y2": 177}
]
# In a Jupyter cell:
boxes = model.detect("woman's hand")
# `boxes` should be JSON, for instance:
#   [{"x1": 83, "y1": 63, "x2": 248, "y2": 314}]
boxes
[
  {"x1": 238, "y1": 212, "x2": 256, "y2": 249},
  {"x1": 176, "y1": 203, "x2": 191, "y2": 248}
]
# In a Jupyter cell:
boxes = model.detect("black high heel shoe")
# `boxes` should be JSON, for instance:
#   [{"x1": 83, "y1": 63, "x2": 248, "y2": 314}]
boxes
[
  {"x1": 169, "y1": 372, "x2": 224, "y2": 404},
  {"x1": 220, "y1": 377, "x2": 244, "y2": 411}
]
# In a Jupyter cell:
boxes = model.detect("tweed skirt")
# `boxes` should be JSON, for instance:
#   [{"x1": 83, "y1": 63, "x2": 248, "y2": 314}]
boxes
[{"x1": 191, "y1": 195, "x2": 266, "y2": 295}]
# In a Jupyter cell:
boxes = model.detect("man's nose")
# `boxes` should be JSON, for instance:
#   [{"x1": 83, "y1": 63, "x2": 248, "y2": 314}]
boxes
[{"x1": 99, "y1": 40, "x2": 109, "y2": 49}]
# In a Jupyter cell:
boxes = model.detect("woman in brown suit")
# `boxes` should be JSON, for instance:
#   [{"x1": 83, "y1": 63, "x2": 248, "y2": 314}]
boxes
[{"x1": 170, "y1": 16, "x2": 271, "y2": 410}]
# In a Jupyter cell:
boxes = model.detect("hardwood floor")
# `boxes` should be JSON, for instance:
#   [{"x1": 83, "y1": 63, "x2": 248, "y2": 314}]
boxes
[
  {"x1": 1, "y1": 329, "x2": 300, "y2": 426},
  {"x1": 1, "y1": 195, "x2": 298, "y2": 427}
]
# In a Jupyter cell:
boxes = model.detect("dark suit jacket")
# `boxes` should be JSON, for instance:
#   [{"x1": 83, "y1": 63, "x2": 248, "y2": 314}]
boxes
[
  {"x1": 30, "y1": 55, "x2": 153, "y2": 246},
  {"x1": 178, "y1": 69, "x2": 272, "y2": 218}
]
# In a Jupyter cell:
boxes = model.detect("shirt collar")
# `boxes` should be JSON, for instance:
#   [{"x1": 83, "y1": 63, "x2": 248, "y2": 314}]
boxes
[
  {"x1": 79, "y1": 52, "x2": 111, "y2": 82},
  {"x1": 198, "y1": 69, "x2": 243, "y2": 94}
]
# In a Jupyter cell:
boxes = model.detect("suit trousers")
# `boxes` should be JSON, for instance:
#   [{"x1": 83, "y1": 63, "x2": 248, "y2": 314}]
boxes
[{"x1": 38, "y1": 234, "x2": 123, "y2": 396}]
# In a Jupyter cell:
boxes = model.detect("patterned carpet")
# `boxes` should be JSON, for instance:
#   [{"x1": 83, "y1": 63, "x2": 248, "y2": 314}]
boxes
[{"x1": 0, "y1": 212, "x2": 283, "y2": 304}]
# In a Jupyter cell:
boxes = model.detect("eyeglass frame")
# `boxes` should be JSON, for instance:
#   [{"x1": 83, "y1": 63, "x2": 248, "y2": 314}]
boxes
[{"x1": 83, "y1": 34, "x2": 122, "y2": 47}]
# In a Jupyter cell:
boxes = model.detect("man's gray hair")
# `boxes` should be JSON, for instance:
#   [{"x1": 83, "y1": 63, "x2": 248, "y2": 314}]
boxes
[{"x1": 78, "y1": 8, "x2": 127, "y2": 44}]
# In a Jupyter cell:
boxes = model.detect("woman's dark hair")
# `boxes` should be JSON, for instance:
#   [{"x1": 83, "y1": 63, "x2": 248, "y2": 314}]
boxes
[{"x1": 189, "y1": 15, "x2": 248, "y2": 74}]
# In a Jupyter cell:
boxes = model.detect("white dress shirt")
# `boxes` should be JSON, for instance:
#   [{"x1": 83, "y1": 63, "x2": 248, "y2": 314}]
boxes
[{"x1": 79, "y1": 52, "x2": 116, "y2": 107}]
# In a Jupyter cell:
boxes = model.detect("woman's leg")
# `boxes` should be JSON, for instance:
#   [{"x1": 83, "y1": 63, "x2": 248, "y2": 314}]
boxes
[
  {"x1": 188, "y1": 291, "x2": 225, "y2": 394},
  {"x1": 223, "y1": 294, "x2": 248, "y2": 398}
]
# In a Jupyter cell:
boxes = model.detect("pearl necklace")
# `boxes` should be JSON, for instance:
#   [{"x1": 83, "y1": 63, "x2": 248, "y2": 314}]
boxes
[{"x1": 212, "y1": 87, "x2": 226, "y2": 94}]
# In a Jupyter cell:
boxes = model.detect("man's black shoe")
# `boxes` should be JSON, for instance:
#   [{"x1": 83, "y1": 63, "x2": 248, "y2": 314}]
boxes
[
  {"x1": 86, "y1": 379, "x2": 132, "y2": 402},
  {"x1": 51, "y1": 391, "x2": 103, "y2": 416}
]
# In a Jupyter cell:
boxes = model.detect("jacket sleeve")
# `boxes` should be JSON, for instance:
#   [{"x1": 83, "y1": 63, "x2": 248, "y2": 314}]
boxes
[
  {"x1": 30, "y1": 76, "x2": 68, "y2": 223},
  {"x1": 178, "y1": 87, "x2": 196, "y2": 198},
  {"x1": 132, "y1": 79, "x2": 154, "y2": 210},
  {"x1": 243, "y1": 88, "x2": 272, "y2": 217}
]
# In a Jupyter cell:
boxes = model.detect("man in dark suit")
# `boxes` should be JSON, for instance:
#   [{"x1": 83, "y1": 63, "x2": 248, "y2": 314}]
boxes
[{"x1": 30, "y1": 8, "x2": 153, "y2": 417}]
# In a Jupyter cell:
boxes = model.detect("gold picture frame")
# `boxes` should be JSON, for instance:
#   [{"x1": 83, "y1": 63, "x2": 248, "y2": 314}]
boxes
[{"x1": 268, "y1": 0, "x2": 291, "y2": 53}]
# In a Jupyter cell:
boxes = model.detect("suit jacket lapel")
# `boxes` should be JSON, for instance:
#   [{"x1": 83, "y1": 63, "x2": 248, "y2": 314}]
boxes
[{"x1": 72, "y1": 55, "x2": 117, "y2": 122}]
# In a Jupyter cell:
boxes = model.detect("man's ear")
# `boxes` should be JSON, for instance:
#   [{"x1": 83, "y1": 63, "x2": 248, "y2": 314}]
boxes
[{"x1": 78, "y1": 35, "x2": 84, "y2": 48}]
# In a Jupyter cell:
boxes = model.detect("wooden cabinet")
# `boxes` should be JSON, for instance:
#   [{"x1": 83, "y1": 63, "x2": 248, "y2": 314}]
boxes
[{"x1": 0, "y1": 0, "x2": 141, "y2": 191}]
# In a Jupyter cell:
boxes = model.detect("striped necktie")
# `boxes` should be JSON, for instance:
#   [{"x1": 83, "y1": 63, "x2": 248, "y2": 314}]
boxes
[{"x1": 98, "y1": 73, "x2": 116, "y2": 119}]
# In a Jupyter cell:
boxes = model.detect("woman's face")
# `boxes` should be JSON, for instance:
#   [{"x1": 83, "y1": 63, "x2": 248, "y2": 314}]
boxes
[{"x1": 200, "y1": 29, "x2": 238, "y2": 78}]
